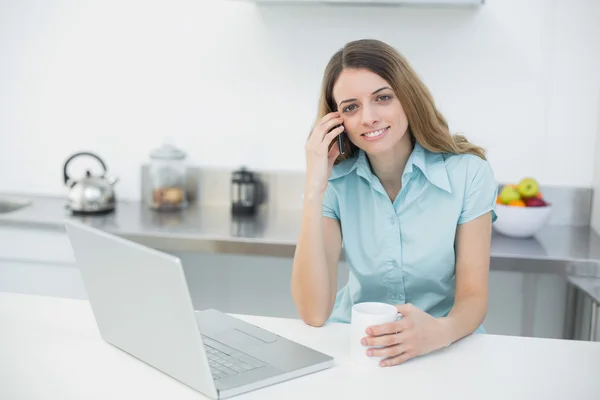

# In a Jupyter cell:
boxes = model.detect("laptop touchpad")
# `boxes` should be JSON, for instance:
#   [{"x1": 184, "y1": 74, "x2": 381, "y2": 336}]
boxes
[{"x1": 219, "y1": 328, "x2": 276, "y2": 348}]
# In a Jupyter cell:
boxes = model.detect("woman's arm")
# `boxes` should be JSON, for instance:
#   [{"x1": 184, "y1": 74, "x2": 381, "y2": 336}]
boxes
[
  {"x1": 438, "y1": 211, "x2": 493, "y2": 343},
  {"x1": 291, "y1": 197, "x2": 343, "y2": 327},
  {"x1": 292, "y1": 111, "x2": 345, "y2": 327}
]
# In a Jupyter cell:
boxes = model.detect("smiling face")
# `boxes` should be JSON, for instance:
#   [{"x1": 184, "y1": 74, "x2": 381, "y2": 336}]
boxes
[{"x1": 332, "y1": 68, "x2": 409, "y2": 156}]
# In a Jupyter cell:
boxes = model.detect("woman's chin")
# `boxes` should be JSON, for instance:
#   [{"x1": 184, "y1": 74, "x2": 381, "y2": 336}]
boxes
[{"x1": 359, "y1": 132, "x2": 410, "y2": 155}]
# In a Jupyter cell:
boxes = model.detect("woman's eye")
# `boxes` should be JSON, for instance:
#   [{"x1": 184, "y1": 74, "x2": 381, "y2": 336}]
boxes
[
  {"x1": 343, "y1": 104, "x2": 357, "y2": 113},
  {"x1": 378, "y1": 95, "x2": 392, "y2": 101}
]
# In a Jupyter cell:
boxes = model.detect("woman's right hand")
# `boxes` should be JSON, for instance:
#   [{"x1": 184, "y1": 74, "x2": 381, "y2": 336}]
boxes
[{"x1": 304, "y1": 111, "x2": 345, "y2": 199}]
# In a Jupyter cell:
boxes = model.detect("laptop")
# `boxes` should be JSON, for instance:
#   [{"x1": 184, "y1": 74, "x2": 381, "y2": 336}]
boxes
[{"x1": 64, "y1": 220, "x2": 334, "y2": 399}]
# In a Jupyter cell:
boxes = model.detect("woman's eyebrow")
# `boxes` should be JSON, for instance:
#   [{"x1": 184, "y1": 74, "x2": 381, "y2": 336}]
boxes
[{"x1": 338, "y1": 86, "x2": 392, "y2": 107}]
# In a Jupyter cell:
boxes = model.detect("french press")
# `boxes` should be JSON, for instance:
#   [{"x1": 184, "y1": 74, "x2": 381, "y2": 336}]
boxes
[{"x1": 230, "y1": 167, "x2": 265, "y2": 216}]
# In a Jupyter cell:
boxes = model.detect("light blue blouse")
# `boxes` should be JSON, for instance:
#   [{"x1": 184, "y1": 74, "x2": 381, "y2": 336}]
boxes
[{"x1": 322, "y1": 142, "x2": 498, "y2": 333}]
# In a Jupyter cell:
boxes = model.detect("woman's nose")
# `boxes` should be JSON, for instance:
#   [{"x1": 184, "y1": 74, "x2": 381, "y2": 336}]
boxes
[{"x1": 360, "y1": 104, "x2": 378, "y2": 126}]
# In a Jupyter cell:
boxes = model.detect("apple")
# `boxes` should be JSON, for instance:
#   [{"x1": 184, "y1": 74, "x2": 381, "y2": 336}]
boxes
[
  {"x1": 524, "y1": 197, "x2": 547, "y2": 207},
  {"x1": 518, "y1": 177, "x2": 540, "y2": 198},
  {"x1": 499, "y1": 185, "x2": 520, "y2": 204}
]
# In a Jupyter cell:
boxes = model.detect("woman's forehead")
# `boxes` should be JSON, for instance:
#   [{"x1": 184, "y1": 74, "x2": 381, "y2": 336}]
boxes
[{"x1": 333, "y1": 68, "x2": 391, "y2": 101}]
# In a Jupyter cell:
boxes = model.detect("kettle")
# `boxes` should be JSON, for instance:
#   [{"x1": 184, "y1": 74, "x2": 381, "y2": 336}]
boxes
[
  {"x1": 63, "y1": 152, "x2": 118, "y2": 214},
  {"x1": 230, "y1": 167, "x2": 265, "y2": 217}
]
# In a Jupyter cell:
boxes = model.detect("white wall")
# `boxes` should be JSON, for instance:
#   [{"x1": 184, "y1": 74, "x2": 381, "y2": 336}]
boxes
[{"x1": 1, "y1": 0, "x2": 600, "y2": 201}]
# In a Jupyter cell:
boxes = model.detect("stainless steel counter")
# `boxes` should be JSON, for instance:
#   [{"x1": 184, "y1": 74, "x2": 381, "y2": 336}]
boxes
[{"x1": 1, "y1": 193, "x2": 600, "y2": 265}]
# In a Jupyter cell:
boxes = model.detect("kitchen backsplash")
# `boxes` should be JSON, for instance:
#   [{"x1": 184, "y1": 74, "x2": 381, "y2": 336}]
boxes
[{"x1": 141, "y1": 165, "x2": 594, "y2": 227}]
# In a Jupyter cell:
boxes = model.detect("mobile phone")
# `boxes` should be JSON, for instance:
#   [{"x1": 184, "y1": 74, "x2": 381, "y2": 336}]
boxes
[
  {"x1": 331, "y1": 104, "x2": 345, "y2": 155},
  {"x1": 337, "y1": 127, "x2": 346, "y2": 155}
]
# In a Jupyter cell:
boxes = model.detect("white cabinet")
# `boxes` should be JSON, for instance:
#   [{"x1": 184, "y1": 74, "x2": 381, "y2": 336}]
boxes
[
  {"x1": 0, "y1": 226, "x2": 86, "y2": 299},
  {"x1": 485, "y1": 270, "x2": 566, "y2": 339},
  {"x1": 177, "y1": 252, "x2": 351, "y2": 319},
  {"x1": 177, "y1": 251, "x2": 567, "y2": 339},
  {"x1": 0, "y1": 261, "x2": 87, "y2": 300},
  {"x1": 0, "y1": 226, "x2": 76, "y2": 264}
]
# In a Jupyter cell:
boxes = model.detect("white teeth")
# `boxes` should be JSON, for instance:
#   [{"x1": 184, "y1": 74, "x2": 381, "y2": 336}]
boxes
[{"x1": 364, "y1": 128, "x2": 386, "y2": 138}]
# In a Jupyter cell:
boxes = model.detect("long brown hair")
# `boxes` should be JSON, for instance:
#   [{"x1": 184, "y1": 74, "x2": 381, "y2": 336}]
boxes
[{"x1": 313, "y1": 39, "x2": 486, "y2": 163}]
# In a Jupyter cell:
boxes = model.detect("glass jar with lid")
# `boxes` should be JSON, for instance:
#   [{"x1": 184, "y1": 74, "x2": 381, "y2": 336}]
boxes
[{"x1": 148, "y1": 142, "x2": 189, "y2": 211}]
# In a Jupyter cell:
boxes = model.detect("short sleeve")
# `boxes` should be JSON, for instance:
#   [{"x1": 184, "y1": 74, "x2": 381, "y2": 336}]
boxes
[
  {"x1": 322, "y1": 183, "x2": 340, "y2": 220},
  {"x1": 458, "y1": 159, "x2": 498, "y2": 225}
]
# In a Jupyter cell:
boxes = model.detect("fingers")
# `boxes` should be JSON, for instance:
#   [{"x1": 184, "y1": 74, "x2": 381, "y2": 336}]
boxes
[
  {"x1": 366, "y1": 318, "x2": 408, "y2": 337},
  {"x1": 323, "y1": 124, "x2": 345, "y2": 146},
  {"x1": 360, "y1": 330, "x2": 415, "y2": 366},
  {"x1": 394, "y1": 303, "x2": 416, "y2": 316},
  {"x1": 309, "y1": 112, "x2": 344, "y2": 144},
  {"x1": 380, "y1": 350, "x2": 416, "y2": 367},
  {"x1": 367, "y1": 343, "x2": 408, "y2": 359},
  {"x1": 362, "y1": 330, "x2": 402, "y2": 348},
  {"x1": 320, "y1": 119, "x2": 344, "y2": 141},
  {"x1": 318, "y1": 111, "x2": 341, "y2": 127},
  {"x1": 328, "y1": 140, "x2": 340, "y2": 163}
]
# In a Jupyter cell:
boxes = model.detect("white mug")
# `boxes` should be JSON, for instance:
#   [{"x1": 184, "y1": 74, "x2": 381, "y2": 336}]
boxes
[{"x1": 350, "y1": 302, "x2": 399, "y2": 367}]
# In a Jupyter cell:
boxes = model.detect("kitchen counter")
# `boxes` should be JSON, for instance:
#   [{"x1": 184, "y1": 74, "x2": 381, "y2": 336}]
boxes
[
  {"x1": 1, "y1": 193, "x2": 600, "y2": 266},
  {"x1": 2, "y1": 291, "x2": 600, "y2": 400},
  {"x1": 568, "y1": 276, "x2": 600, "y2": 304}
]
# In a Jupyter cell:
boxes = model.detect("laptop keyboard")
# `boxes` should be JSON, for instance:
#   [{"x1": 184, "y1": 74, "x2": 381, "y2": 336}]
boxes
[{"x1": 202, "y1": 335, "x2": 266, "y2": 380}]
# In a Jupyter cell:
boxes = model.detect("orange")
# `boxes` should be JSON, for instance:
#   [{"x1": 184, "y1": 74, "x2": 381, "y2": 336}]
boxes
[
  {"x1": 496, "y1": 196, "x2": 503, "y2": 204},
  {"x1": 508, "y1": 200, "x2": 526, "y2": 207}
]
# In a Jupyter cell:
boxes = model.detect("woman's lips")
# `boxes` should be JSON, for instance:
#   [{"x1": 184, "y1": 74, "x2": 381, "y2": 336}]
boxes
[{"x1": 361, "y1": 127, "x2": 389, "y2": 141}]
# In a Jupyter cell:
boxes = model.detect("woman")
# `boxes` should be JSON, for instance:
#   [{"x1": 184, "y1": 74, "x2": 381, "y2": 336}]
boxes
[{"x1": 291, "y1": 39, "x2": 498, "y2": 367}]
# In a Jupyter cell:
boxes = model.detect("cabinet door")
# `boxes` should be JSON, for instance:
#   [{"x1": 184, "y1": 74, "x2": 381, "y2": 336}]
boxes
[
  {"x1": 0, "y1": 226, "x2": 76, "y2": 265},
  {"x1": 0, "y1": 260, "x2": 87, "y2": 300},
  {"x1": 485, "y1": 270, "x2": 526, "y2": 336},
  {"x1": 486, "y1": 269, "x2": 567, "y2": 339},
  {"x1": 177, "y1": 251, "x2": 351, "y2": 319}
]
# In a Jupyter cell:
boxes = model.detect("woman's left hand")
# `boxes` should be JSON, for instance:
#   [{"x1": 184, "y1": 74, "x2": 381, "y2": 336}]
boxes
[{"x1": 362, "y1": 303, "x2": 450, "y2": 367}]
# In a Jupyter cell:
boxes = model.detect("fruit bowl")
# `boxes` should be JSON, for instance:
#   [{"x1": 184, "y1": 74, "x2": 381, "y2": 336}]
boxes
[
  {"x1": 493, "y1": 203, "x2": 552, "y2": 238},
  {"x1": 494, "y1": 177, "x2": 552, "y2": 238}
]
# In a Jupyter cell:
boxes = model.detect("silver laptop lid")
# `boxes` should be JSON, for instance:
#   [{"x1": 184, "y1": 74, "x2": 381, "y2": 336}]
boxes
[{"x1": 65, "y1": 220, "x2": 218, "y2": 399}]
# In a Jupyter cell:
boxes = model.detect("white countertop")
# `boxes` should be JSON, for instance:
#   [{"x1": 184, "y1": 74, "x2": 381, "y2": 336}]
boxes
[{"x1": 1, "y1": 292, "x2": 599, "y2": 400}]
